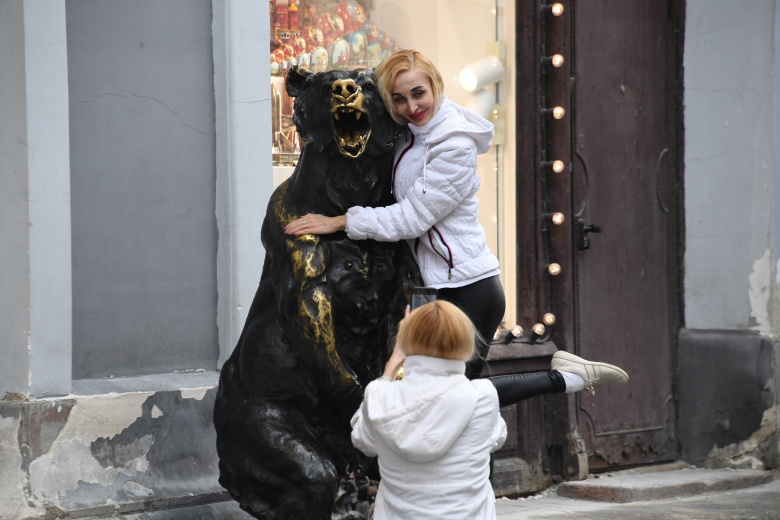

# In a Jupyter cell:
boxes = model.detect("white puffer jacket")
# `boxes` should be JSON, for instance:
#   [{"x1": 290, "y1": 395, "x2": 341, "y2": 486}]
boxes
[
  {"x1": 350, "y1": 355, "x2": 507, "y2": 520},
  {"x1": 344, "y1": 97, "x2": 500, "y2": 288}
]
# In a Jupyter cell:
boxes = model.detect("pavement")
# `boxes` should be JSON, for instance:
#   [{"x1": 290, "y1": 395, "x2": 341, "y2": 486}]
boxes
[
  {"x1": 122, "y1": 463, "x2": 780, "y2": 519},
  {"x1": 495, "y1": 463, "x2": 780, "y2": 520}
]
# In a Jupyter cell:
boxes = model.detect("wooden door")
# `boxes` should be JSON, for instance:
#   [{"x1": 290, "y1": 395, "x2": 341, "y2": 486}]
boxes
[
  {"x1": 570, "y1": 0, "x2": 683, "y2": 468},
  {"x1": 515, "y1": 0, "x2": 684, "y2": 474}
]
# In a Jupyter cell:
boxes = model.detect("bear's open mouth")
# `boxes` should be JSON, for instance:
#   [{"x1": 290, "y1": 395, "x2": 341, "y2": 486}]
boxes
[
  {"x1": 330, "y1": 79, "x2": 372, "y2": 159},
  {"x1": 331, "y1": 104, "x2": 371, "y2": 158}
]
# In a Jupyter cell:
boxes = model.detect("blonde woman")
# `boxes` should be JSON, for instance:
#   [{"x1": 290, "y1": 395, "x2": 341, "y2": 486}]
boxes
[
  {"x1": 286, "y1": 50, "x2": 628, "y2": 394},
  {"x1": 286, "y1": 50, "x2": 502, "y2": 378}
]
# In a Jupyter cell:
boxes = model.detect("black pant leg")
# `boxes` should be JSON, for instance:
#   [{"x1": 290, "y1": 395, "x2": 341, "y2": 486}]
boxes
[{"x1": 437, "y1": 275, "x2": 506, "y2": 379}]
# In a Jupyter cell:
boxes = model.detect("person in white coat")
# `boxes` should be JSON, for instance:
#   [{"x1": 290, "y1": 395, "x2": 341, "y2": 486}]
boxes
[
  {"x1": 350, "y1": 300, "x2": 506, "y2": 520},
  {"x1": 285, "y1": 50, "x2": 629, "y2": 393},
  {"x1": 285, "y1": 49, "x2": 503, "y2": 379}
]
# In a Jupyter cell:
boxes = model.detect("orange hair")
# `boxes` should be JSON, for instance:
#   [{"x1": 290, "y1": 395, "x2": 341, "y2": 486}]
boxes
[{"x1": 397, "y1": 300, "x2": 476, "y2": 361}]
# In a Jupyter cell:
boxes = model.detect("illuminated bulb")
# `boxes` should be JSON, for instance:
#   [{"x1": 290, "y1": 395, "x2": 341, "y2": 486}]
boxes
[
  {"x1": 551, "y1": 54, "x2": 564, "y2": 68},
  {"x1": 552, "y1": 160, "x2": 565, "y2": 173},
  {"x1": 543, "y1": 313, "x2": 556, "y2": 326},
  {"x1": 532, "y1": 323, "x2": 546, "y2": 336},
  {"x1": 552, "y1": 212, "x2": 565, "y2": 225},
  {"x1": 548, "y1": 263, "x2": 561, "y2": 275},
  {"x1": 552, "y1": 3, "x2": 564, "y2": 16},
  {"x1": 510, "y1": 325, "x2": 523, "y2": 337},
  {"x1": 552, "y1": 106, "x2": 565, "y2": 119}
]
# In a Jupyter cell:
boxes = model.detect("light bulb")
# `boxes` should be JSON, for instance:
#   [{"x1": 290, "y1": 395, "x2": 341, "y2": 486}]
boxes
[
  {"x1": 552, "y1": 106, "x2": 565, "y2": 119},
  {"x1": 543, "y1": 313, "x2": 556, "y2": 325},
  {"x1": 532, "y1": 323, "x2": 546, "y2": 336},
  {"x1": 551, "y1": 54, "x2": 564, "y2": 68},
  {"x1": 552, "y1": 3, "x2": 564, "y2": 16},
  {"x1": 510, "y1": 325, "x2": 523, "y2": 337},
  {"x1": 552, "y1": 160, "x2": 565, "y2": 173},
  {"x1": 551, "y1": 212, "x2": 565, "y2": 225},
  {"x1": 548, "y1": 263, "x2": 561, "y2": 276}
]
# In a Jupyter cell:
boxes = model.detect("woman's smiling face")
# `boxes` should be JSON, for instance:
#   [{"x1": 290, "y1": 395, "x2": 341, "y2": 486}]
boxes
[{"x1": 391, "y1": 68, "x2": 436, "y2": 126}]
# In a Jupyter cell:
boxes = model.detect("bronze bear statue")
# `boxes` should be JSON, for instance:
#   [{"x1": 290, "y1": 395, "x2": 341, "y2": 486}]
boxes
[{"x1": 213, "y1": 66, "x2": 422, "y2": 520}]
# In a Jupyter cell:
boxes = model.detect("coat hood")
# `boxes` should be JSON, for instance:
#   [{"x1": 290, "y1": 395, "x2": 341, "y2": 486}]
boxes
[
  {"x1": 361, "y1": 356, "x2": 479, "y2": 463},
  {"x1": 408, "y1": 96, "x2": 494, "y2": 155}
]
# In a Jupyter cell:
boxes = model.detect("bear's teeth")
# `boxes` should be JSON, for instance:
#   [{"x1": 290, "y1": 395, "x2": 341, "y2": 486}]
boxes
[
  {"x1": 355, "y1": 112, "x2": 361, "y2": 120},
  {"x1": 334, "y1": 113, "x2": 340, "y2": 120}
]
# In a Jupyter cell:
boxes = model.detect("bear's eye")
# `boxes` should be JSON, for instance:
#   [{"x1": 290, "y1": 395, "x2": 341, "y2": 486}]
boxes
[
  {"x1": 361, "y1": 79, "x2": 376, "y2": 92},
  {"x1": 321, "y1": 84, "x2": 333, "y2": 96}
]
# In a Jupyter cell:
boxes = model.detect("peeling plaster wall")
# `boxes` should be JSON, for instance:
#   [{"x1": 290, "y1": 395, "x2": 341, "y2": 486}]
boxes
[
  {"x1": 0, "y1": 384, "x2": 226, "y2": 519},
  {"x1": 678, "y1": 331, "x2": 776, "y2": 468},
  {"x1": 684, "y1": 0, "x2": 778, "y2": 332},
  {"x1": 680, "y1": 0, "x2": 780, "y2": 469}
]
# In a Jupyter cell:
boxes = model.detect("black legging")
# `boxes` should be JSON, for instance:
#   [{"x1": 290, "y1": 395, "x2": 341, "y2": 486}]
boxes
[
  {"x1": 436, "y1": 275, "x2": 506, "y2": 379},
  {"x1": 436, "y1": 275, "x2": 566, "y2": 403},
  {"x1": 489, "y1": 371, "x2": 566, "y2": 407}
]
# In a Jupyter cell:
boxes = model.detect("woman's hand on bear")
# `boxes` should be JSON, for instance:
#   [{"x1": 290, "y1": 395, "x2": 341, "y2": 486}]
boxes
[{"x1": 285, "y1": 213, "x2": 346, "y2": 236}]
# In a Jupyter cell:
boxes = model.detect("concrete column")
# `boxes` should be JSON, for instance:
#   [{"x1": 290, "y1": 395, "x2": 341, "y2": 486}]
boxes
[
  {"x1": 25, "y1": 0, "x2": 73, "y2": 396},
  {"x1": 0, "y1": 1, "x2": 73, "y2": 397},
  {"x1": 0, "y1": 0, "x2": 31, "y2": 399},
  {"x1": 212, "y1": 0, "x2": 273, "y2": 366}
]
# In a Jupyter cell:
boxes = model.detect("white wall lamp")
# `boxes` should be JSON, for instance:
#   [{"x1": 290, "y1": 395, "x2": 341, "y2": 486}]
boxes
[
  {"x1": 460, "y1": 42, "x2": 506, "y2": 139},
  {"x1": 463, "y1": 88, "x2": 496, "y2": 119},
  {"x1": 459, "y1": 55, "x2": 505, "y2": 93}
]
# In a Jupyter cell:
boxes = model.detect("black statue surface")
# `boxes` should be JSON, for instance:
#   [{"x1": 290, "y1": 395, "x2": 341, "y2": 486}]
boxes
[{"x1": 213, "y1": 67, "x2": 422, "y2": 520}]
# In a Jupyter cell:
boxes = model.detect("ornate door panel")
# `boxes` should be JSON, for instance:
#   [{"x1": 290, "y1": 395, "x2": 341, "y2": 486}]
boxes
[
  {"x1": 569, "y1": 0, "x2": 683, "y2": 468},
  {"x1": 515, "y1": 0, "x2": 683, "y2": 475}
]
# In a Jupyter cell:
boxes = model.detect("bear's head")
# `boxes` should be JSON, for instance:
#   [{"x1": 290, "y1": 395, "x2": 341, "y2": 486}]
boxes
[{"x1": 286, "y1": 66, "x2": 403, "y2": 159}]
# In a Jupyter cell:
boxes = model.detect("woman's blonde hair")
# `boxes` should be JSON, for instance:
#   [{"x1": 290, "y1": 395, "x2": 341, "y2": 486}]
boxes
[
  {"x1": 397, "y1": 300, "x2": 476, "y2": 361},
  {"x1": 374, "y1": 49, "x2": 445, "y2": 124}
]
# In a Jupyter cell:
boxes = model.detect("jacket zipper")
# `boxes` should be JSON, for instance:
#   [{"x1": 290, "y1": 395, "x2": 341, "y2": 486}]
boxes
[
  {"x1": 391, "y1": 132, "x2": 415, "y2": 196},
  {"x1": 428, "y1": 226, "x2": 455, "y2": 280}
]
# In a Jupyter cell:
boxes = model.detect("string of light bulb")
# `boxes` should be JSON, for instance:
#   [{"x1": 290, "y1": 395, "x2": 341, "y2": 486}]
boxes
[{"x1": 528, "y1": 2, "x2": 568, "y2": 344}]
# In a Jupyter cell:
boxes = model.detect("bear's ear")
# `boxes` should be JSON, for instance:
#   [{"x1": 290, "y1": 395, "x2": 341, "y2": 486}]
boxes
[{"x1": 286, "y1": 66, "x2": 314, "y2": 98}]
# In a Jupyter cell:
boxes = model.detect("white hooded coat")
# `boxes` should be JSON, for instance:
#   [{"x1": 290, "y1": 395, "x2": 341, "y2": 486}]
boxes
[
  {"x1": 344, "y1": 97, "x2": 500, "y2": 288},
  {"x1": 350, "y1": 355, "x2": 507, "y2": 520}
]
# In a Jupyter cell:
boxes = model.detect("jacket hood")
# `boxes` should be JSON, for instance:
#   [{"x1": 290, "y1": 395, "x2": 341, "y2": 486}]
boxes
[
  {"x1": 408, "y1": 96, "x2": 494, "y2": 155},
  {"x1": 362, "y1": 356, "x2": 479, "y2": 463}
]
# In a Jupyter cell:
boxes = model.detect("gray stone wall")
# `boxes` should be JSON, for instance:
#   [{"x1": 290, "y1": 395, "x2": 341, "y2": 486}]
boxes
[
  {"x1": 681, "y1": 0, "x2": 780, "y2": 469},
  {"x1": 67, "y1": 0, "x2": 219, "y2": 379}
]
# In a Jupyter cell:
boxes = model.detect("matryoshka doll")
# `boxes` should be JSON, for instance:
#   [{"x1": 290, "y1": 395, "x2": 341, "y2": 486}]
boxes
[
  {"x1": 322, "y1": 13, "x2": 347, "y2": 46},
  {"x1": 304, "y1": 25, "x2": 324, "y2": 51},
  {"x1": 347, "y1": 30, "x2": 367, "y2": 64},
  {"x1": 362, "y1": 21, "x2": 380, "y2": 64},
  {"x1": 314, "y1": 13, "x2": 335, "y2": 43},
  {"x1": 335, "y1": 1, "x2": 367, "y2": 34}
]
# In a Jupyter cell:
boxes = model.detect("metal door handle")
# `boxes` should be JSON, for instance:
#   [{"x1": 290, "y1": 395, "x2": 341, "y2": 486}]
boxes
[{"x1": 577, "y1": 220, "x2": 602, "y2": 250}]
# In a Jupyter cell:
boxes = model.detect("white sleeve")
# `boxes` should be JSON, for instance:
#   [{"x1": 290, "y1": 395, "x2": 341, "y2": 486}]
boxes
[
  {"x1": 350, "y1": 385, "x2": 381, "y2": 456},
  {"x1": 344, "y1": 136, "x2": 478, "y2": 241}
]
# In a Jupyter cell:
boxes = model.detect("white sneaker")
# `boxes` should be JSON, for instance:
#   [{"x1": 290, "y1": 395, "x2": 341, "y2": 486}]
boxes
[{"x1": 551, "y1": 351, "x2": 629, "y2": 394}]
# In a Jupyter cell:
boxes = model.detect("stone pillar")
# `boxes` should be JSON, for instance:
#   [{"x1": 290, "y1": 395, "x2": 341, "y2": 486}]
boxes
[
  {"x1": 0, "y1": 0, "x2": 72, "y2": 399},
  {"x1": 213, "y1": 0, "x2": 273, "y2": 367}
]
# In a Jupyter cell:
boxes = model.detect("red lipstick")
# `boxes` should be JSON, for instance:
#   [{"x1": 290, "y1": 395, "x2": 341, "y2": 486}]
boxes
[{"x1": 409, "y1": 109, "x2": 427, "y2": 122}]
